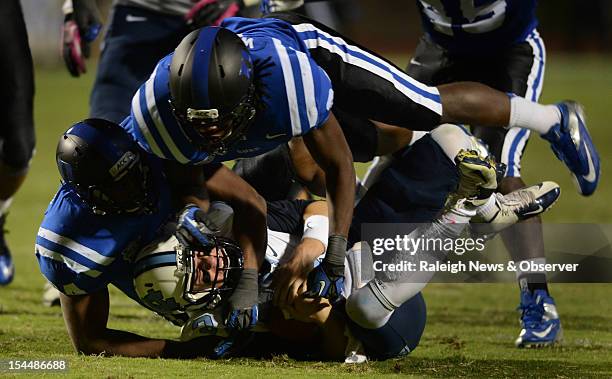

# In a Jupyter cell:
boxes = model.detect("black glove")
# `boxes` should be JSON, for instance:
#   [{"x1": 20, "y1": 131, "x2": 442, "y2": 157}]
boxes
[
  {"x1": 185, "y1": 0, "x2": 244, "y2": 29},
  {"x1": 224, "y1": 268, "x2": 258, "y2": 331},
  {"x1": 61, "y1": 0, "x2": 102, "y2": 77},
  {"x1": 305, "y1": 235, "x2": 347, "y2": 302}
]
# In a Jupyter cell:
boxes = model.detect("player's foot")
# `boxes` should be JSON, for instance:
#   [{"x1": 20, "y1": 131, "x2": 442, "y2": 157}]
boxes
[
  {"x1": 541, "y1": 101, "x2": 600, "y2": 196},
  {"x1": 0, "y1": 214, "x2": 14, "y2": 285},
  {"x1": 42, "y1": 282, "x2": 61, "y2": 307},
  {"x1": 515, "y1": 289, "x2": 563, "y2": 348},
  {"x1": 471, "y1": 181, "x2": 561, "y2": 234},
  {"x1": 448, "y1": 150, "x2": 498, "y2": 207}
]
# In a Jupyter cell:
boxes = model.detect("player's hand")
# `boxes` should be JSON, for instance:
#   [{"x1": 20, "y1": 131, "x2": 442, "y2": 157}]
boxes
[
  {"x1": 305, "y1": 234, "x2": 347, "y2": 302},
  {"x1": 224, "y1": 268, "x2": 259, "y2": 331},
  {"x1": 305, "y1": 262, "x2": 345, "y2": 302},
  {"x1": 272, "y1": 239, "x2": 322, "y2": 308},
  {"x1": 211, "y1": 330, "x2": 255, "y2": 358},
  {"x1": 175, "y1": 204, "x2": 218, "y2": 247},
  {"x1": 61, "y1": 0, "x2": 102, "y2": 77},
  {"x1": 180, "y1": 311, "x2": 220, "y2": 341},
  {"x1": 284, "y1": 283, "x2": 331, "y2": 326},
  {"x1": 185, "y1": 0, "x2": 244, "y2": 29}
]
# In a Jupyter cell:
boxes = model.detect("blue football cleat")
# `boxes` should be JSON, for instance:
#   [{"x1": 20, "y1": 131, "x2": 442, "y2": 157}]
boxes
[
  {"x1": 541, "y1": 101, "x2": 600, "y2": 196},
  {"x1": 0, "y1": 215, "x2": 14, "y2": 285},
  {"x1": 515, "y1": 289, "x2": 563, "y2": 348}
]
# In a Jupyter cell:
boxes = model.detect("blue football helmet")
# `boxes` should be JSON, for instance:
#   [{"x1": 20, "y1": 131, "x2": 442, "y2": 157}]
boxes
[{"x1": 56, "y1": 118, "x2": 157, "y2": 215}]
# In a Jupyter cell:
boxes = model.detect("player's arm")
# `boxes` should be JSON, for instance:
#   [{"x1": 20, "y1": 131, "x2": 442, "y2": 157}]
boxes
[
  {"x1": 60, "y1": 289, "x2": 221, "y2": 358},
  {"x1": 202, "y1": 163, "x2": 267, "y2": 329},
  {"x1": 163, "y1": 160, "x2": 211, "y2": 210},
  {"x1": 203, "y1": 163, "x2": 267, "y2": 270},
  {"x1": 302, "y1": 112, "x2": 355, "y2": 299},
  {"x1": 273, "y1": 200, "x2": 329, "y2": 308}
]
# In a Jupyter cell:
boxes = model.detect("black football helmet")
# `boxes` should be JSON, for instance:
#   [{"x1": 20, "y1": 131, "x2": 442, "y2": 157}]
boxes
[
  {"x1": 56, "y1": 118, "x2": 157, "y2": 215},
  {"x1": 169, "y1": 26, "x2": 256, "y2": 156}
]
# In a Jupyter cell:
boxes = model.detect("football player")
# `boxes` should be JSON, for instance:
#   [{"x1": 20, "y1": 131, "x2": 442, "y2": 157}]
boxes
[
  {"x1": 134, "y1": 124, "x2": 562, "y2": 361},
  {"x1": 61, "y1": 0, "x2": 258, "y2": 122},
  {"x1": 36, "y1": 118, "x2": 272, "y2": 357},
  {"x1": 0, "y1": 0, "x2": 36, "y2": 285},
  {"x1": 252, "y1": 1, "x2": 590, "y2": 347},
  {"x1": 57, "y1": 2, "x2": 267, "y2": 331},
  {"x1": 406, "y1": 0, "x2": 570, "y2": 348},
  {"x1": 123, "y1": 13, "x2": 598, "y2": 312}
]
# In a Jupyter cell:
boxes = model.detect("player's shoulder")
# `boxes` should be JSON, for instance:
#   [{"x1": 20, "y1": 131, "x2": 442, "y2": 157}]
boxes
[{"x1": 125, "y1": 53, "x2": 212, "y2": 165}]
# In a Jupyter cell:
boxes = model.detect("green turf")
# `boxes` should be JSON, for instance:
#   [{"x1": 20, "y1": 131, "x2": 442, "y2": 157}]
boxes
[{"x1": 1, "y1": 55, "x2": 611, "y2": 378}]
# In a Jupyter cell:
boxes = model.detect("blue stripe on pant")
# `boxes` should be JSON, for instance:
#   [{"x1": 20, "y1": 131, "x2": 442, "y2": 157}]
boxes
[{"x1": 347, "y1": 292, "x2": 427, "y2": 360}]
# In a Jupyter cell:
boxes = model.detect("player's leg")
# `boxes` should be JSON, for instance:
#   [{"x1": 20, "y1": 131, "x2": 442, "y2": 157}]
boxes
[
  {"x1": 345, "y1": 292, "x2": 427, "y2": 360},
  {"x1": 489, "y1": 32, "x2": 561, "y2": 347},
  {"x1": 267, "y1": 12, "x2": 599, "y2": 194},
  {"x1": 89, "y1": 5, "x2": 188, "y2": 122},
  {"x1": 0, "y1": 0, "x2": 35, "y2": 285},
  {"x1": 409, "y1": 34, "x2": 563, "y2": 346}
]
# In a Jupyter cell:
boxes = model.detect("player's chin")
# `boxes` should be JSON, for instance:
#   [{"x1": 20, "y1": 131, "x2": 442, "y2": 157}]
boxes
[{"x1": 266, "y1": 306, "x2": 321, "y2": 344}]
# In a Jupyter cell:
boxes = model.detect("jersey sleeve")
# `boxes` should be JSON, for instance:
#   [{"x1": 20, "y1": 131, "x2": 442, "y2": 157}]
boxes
[
  {"x1": 35, "y1": 190, "x2": 120, "y2": 296},
  {"x1": 124, "y1": 54, "x2": 212, "y2": 165}
]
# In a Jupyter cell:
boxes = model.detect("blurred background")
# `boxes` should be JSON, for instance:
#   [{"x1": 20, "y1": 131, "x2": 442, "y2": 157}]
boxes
[{"x1": 23, "y1": 0, "x2": 612, "y2": 66}]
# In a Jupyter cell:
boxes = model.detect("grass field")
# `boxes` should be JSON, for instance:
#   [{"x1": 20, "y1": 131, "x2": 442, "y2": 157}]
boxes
[{"x1": 1, "y1": 54, "x2": 611, "y2": 378}]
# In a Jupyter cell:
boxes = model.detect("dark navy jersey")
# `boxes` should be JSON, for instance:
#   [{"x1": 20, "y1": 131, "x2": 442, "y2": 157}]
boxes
[
  {"x1": 35, "y1": 158, "x2": 175, "y2": 301},
  {"x1": 417, "y1": 0, "x2": 538, "y2": 53},
  {"x1": 123, "y1": 16, "x2": 334, "y2": 165}
]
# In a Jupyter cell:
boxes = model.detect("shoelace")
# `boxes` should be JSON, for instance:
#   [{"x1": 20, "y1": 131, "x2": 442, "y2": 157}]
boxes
[
  {"x1": 518, "y1": 297, "x2": 545, "y2": 328},
  {"x1": 495, "y1": 190, "x2": 535, "y2": 216}
]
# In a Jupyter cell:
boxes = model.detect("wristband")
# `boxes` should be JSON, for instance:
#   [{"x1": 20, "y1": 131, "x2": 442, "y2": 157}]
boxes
[
  {"x1": 325, "y1": 234, "x2": 347, "y2": 271},
  {"x1": 302, "y1": 215, "x2": 329, "y2": 249}
]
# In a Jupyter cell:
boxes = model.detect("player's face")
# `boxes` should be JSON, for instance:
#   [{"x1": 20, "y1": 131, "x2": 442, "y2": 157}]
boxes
[{"x1": 191, "y1": 248, "x2": 226, "y2": 292}]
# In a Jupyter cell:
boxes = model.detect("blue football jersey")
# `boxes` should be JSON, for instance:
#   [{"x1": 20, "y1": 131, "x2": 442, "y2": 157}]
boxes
[
  {"x1": 35, "y1": 158, "x2": 174, "y2": 302},
  {"x1": 417, "y1": 0, "x2": 538, "y2": 52},
  {"x1": 124, "y1": 17, "x2": 334, "y2": 165}
]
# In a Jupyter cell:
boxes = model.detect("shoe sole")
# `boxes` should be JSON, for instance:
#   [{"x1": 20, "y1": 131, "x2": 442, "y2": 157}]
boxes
[{"x1": 516, "y1": 325, "x2": 564, "y2": 348}]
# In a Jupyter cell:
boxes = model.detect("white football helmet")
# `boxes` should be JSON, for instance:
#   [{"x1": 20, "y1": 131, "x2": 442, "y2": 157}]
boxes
[{"x1": 133, "y1": 229, "x2": 244, "y2": 318}]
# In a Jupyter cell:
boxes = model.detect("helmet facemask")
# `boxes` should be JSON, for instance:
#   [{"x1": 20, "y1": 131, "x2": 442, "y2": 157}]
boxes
[
  {"x1": 72, "y1": 152, "x2": 157, "y2": 216},
  {"x1": 170, "y1": 84, "x2": 257, "y2": 157},
  {"x1": 175, "y1": 236, "x2": 244, "y2": 310}
]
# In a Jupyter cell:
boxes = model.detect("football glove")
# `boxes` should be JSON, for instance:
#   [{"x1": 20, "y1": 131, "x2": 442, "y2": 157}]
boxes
[
  {"x1": 175, "y1": 204, "x2": 218, "y2": 247},
  {"x1": 224, "y1": 268, "x2": 259, "y2": 331},
  {"x1": 181, "y1": 311, "x2": 220, "y2": 341},
  {"x1": 305, "y1": 234, "x2": 347, "y2": 302},
  {"x1": 211, "y1": 330, "x2": 255, "y2": 359},
  {"x1": 185, "y1": 0, "x2": 244, "y2": 29},
  {"x1": 61, "y1": 0, "x2": 102, "y2": 77}
]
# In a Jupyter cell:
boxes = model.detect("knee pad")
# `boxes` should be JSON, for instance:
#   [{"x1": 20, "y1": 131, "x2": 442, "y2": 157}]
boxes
[{"x1": 345, "y1": 280, "x2": 395, "y2": 329}]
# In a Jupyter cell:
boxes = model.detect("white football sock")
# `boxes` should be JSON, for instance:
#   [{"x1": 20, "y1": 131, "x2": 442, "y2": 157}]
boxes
[
  {"x1": 430, "y1": 124, "x2": 475, "y2": 164},
  {"x1": 508, "y1": 96, "x2": 561, "y2": 134}
]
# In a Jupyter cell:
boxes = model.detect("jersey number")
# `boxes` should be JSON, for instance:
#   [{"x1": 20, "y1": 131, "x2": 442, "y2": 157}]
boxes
[{"x1": 420, "y1": 0, "x2": 507, "y2": 36}]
